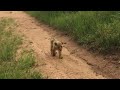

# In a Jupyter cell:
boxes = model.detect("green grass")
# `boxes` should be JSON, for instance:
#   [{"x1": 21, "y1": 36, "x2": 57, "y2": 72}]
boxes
[
  {"x1": 0, "y1": 18, "x2": 42, "y2": 79},
  {"x1": 27, "y1": 11, "x2": 120, "y2": 54},
  {"x1": 0, "y1": 52, "x2": 42, "y2": 79}
]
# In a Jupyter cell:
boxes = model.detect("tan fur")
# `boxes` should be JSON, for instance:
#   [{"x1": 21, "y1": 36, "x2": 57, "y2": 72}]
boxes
[{"x1": 50, "y1": 38, "x2": 65, "y2": 59}]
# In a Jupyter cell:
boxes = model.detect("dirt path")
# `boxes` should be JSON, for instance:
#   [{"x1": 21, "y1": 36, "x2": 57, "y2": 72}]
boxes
[{"x1": 1, "y1": 11, "x2": 120, "y2": 79}]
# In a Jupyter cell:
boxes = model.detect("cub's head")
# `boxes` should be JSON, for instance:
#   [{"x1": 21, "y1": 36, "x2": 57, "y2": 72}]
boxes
[
  {"x1": 54, "y1": 41, "x2": 66, "y2": 50},
  {"x1": 51, "y1": 38, "x2": 66, "y2": 49}
]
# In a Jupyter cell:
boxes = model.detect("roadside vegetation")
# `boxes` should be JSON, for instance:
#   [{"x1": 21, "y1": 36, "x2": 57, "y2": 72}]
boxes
[
  {"x1": 27, "y1": 11, "x2": 120, "y2": 54},
  {"x1": 0, "y1": 18, "x2": 42, "y2": 79}
]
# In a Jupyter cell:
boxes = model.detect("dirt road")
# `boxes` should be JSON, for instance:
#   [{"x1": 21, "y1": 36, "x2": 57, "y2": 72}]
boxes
[{"x1": 1, "y1": 11, "x2": 120, "y2": 79}]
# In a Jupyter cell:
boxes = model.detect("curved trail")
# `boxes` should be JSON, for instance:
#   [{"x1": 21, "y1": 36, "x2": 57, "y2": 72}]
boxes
[{"x1": 0, "y1": 11, "x2": 107, "y2": 79}]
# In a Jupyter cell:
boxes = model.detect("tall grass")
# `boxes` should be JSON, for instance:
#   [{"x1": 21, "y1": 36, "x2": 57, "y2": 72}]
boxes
[
  {"x1": 0, "y1": 18, "x2": 42, "y2": 79},
  {"x1": 27, "y1": 11, "x2": 120, "y2": 54},
  {"x1": 0, "y1": 52, "x2": 42, "y2": 79}
]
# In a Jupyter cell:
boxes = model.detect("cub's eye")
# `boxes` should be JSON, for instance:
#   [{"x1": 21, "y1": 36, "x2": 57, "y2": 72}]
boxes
[{"x1": 55, "y1": 42, "x2": 57, "y2": 46}]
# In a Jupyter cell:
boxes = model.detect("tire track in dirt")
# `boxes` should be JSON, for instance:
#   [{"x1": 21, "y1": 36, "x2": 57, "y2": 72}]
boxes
[{"x1": 0, "y1": 11, "x2": 106, "y2": 79}]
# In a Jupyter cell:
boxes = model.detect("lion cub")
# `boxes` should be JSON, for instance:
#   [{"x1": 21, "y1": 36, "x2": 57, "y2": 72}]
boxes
[{"x1": 50, "y1": 38, "x2": 65, "y2": 59}]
